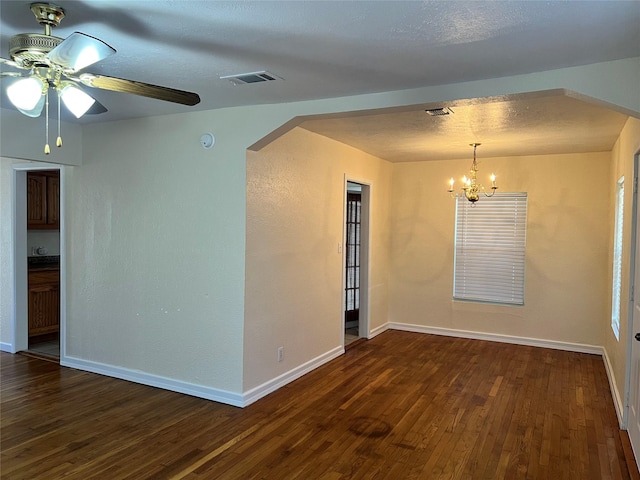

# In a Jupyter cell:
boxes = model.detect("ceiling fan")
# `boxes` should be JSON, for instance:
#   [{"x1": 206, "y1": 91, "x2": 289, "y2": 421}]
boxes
[{"x1": 1, "y1": 2, "x2": 201, "y2": 154}]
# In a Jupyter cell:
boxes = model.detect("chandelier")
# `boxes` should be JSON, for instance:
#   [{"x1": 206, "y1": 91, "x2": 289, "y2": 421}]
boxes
[{"x1": 448, "y1": 143, "x2": 497, "y2": 203}]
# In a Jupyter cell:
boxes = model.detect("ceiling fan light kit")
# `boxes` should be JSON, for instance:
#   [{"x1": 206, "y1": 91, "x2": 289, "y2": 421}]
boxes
[
  {"x1": 1, "y1": 2, "x2": 201, "y2": 155},
  {"x1": 6, "y1": 76, "x2": 44, "y2": 110},
  {"x1": 59, "y1": 82, "x2": 95, "y2": 118}
]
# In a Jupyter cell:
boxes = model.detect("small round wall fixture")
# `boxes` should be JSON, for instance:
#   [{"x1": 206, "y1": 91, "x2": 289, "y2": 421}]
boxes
[{"x1": 200, "y1": 132, "x2": 215, "y2": 149}]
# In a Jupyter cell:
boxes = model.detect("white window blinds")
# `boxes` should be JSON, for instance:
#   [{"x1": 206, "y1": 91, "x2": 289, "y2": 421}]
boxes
[
  {"x1": 611, "y1": 177, "x2": 624, "y2": 340},
  {"x1": 454, "y1": 192, "x2": 528, "y2": 305}
]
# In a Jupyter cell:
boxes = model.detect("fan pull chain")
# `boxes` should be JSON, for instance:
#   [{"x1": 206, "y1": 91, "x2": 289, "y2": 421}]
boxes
[
  {"x1": 56, "y1": 89, "x2": 62, "y2": 148},
  {"x1": 44, "y1": 88, "x2": 50, "y2": 155}
]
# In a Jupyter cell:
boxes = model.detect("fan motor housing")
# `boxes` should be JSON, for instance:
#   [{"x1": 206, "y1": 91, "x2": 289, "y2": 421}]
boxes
[{"x1": 9, "y1": 33, "x2": 62, "y2": 66}]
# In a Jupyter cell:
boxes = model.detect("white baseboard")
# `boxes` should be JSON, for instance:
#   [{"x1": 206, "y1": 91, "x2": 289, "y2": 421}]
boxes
[
  {"x1": 388, "y1": 322, "x2": 603, "y2": 355},
  {"x1": 29, "y1": 324, "x2": 621, "y2": 419},
  {"x1": 602, "y1": 348, "x2": 625, "y2": 427},
  {"x1": 63, "y1": 346, "x2": 344, "y2": 409},
  {"x1": 368, "y1": 322, "x2": 389, "y2": 339},
  {"x1": 61, "y1": 356, "x2": 244, "y2": 408},
  {"x1": 0, "y1": 342, "x2": 14, "y2": 353},
  {"x1": 242, "y1": 346, "x2": 344, "y2": 407}
]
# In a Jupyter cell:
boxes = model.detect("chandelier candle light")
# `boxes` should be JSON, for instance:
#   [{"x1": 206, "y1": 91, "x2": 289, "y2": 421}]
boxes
[{"x1": 448, "y1": 143, "x2": 497, "y2": 203}]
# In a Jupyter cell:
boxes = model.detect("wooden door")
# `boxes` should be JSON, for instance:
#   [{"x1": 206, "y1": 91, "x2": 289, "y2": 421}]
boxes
[
  {"x1": 28, "y1": 284, "x2": 60, "y2": 336},
  {"x1": 28, "y1": 270, "x2": 60, "y2": 337},
  {"x1": 46, "y1": 172, "x2": 60, "y2": 227},
  {"x1": 26, "y1": 173, "x2": 47, "y2": 227},
  {"x1": 26, "y1": 171, "x2": 60, "y2": 229}
]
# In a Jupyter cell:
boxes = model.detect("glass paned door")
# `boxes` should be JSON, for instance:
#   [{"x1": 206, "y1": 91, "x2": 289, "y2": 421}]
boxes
[{"x1": 345, "y1": 193, "x2": 361, "y2": 325}]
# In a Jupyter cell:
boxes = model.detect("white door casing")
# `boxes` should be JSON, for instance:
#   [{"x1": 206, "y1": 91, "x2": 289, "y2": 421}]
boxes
[
  {"x1": 628, "y1": 158, "x2": 640, "y2": 461},
  {"x1": 342, "y1": 176, "x2": 370, "y2": 343}
]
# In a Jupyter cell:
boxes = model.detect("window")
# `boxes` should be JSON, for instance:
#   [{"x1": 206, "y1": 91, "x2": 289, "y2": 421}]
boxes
[
  {"x1": 454, "y1": 192, "x2": 528, "y2": 305},
  {"x1": 611, "y1": 176, "x2": 624, "y2": 340}
]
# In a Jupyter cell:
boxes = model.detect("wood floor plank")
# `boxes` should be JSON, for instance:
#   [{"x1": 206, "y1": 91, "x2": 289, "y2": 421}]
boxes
[{"x1": 1, "y1": 331, "x2": 633, "y2": 479}]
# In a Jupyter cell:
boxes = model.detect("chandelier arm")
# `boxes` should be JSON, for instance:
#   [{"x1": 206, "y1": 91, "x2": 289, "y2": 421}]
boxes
[{"x1": 484, "y1": 186, "x2": 498, "y2": 197}]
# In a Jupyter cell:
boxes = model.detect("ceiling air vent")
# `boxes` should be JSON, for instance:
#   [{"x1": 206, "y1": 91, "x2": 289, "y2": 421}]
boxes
[
  {"x1": 425, "y1": 107, "x2": 453, "y2": 116},
  {"x1": 220, "y1": 71, "x2": 281, "y2": 86}
]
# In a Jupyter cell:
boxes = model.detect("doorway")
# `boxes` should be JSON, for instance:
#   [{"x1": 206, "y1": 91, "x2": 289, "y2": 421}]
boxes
[
  {"x1": 344, "y1": 179, "x2": 370, "y2": 347},
  {"x1": 12, "y1": 164, "x2": 64, "y2": 362}
]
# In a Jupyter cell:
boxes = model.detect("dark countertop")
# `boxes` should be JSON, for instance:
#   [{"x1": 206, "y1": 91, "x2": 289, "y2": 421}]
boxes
[{"x1": 28, "y1": 256, "x2": 60, "y2": 270}]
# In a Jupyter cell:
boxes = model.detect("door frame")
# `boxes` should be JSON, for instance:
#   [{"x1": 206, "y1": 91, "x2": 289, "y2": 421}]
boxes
[
  {"x1": 621, "y1": 152, "x2": 640, "y2": 438},
  {"x1": 11, "y1": 162, "x2": 66, "y2": 359},
  {"x1": 342, "y1": 175, "x2": 371, "y2": 343}
]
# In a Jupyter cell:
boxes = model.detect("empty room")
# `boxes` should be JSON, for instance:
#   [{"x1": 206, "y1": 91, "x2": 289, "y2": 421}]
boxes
[{"x1": 1, "y1": 1, "x2": 640, "y2": 478}]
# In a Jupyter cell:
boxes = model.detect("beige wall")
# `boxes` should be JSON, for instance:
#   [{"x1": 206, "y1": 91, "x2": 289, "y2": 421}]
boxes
[
  {"x1": 0, "y1": 109, "x2": 83, "y2": 166},
  {"x1": 244, "y1": 137, "x2": 622, "y2": 397},
  {"x1": 1, "y1": 58, "x2": 638, "y2": 406},
  {"x1": 65, "y1": 112, "x2": 250, "y2": 396},
  {"x1": 605, "y1": 117, "x2": 640, "y2": 409},
  {"x1": 0, "y1": 158, "x2": 17, "y2": 349},
  {"x1": 389, "y1": 152, "x2": 612, "y2": 346},
  {"x1": 244, "y1": 127, "x2": 392, "y2": 391}
]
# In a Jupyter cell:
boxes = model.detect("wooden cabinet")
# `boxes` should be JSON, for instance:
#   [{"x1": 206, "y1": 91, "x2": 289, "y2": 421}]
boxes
[
  {"x1": 27, "y1": 171, "x2": 59, "y2": 229},
  {"x1": 28, "y1": 269, "x2": 60, "y2": 337}
]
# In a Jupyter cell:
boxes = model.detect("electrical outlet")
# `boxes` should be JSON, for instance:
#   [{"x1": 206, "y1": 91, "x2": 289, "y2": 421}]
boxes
[{"x1": 277, "y1": 346, "x2": 284, "y2": 362}]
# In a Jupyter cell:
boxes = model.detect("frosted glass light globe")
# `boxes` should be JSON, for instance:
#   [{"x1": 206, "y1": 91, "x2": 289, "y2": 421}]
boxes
[{"x1": 7, "y1": 77, "x2": 44, "y2": 110}]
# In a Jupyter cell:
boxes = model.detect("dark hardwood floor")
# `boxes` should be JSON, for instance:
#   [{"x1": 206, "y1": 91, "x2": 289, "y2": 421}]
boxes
[{"x1": 0, "y1": 330, "x2": 631, "y2": 479}]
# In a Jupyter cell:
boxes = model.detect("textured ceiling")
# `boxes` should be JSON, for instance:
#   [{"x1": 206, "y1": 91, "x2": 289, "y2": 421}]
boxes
[
  {"x1": 0, "y1": 1, "x2": 638, "y2": 160},
  {"x1": 1, "y1": 0, "x2": 639, "y2": 123},
  {"x1": 299, "y1": 92, "x2": 631, "y2": 162}
]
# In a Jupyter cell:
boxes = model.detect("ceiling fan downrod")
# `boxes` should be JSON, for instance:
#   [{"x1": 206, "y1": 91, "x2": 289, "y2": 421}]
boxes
[
  {"x1": 9, "y1": 3, "x2": 65, "y2": 69},
  {"x1": 30, "y1": 3, "x2": 66, "y2": 36}
]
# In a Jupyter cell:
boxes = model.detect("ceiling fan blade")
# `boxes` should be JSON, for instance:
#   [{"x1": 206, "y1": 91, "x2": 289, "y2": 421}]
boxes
[
  {"x1": 1, "y1": 57, "x2": 22, "y2": 70},
  {"x1": 78, "y1": 73, "x2": 201, "y2": 106},
  {"x1": 86, "y1": 99, "x2": 108, "y2": 115},
  {"x1": 1, "y1": 72, "x2": 23, "y2": 78},
  {"x1": 47, "y1": 32, "x2": 116, "y2": 71}
]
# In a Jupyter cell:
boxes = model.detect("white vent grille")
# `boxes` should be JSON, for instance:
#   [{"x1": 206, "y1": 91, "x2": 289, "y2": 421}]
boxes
[
  {"x1": 425, "y1": 107, "x2": 453, "y2": 116},
  {"x1": 220, "y1": 71, "x2": 281, "y2": 85}
]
